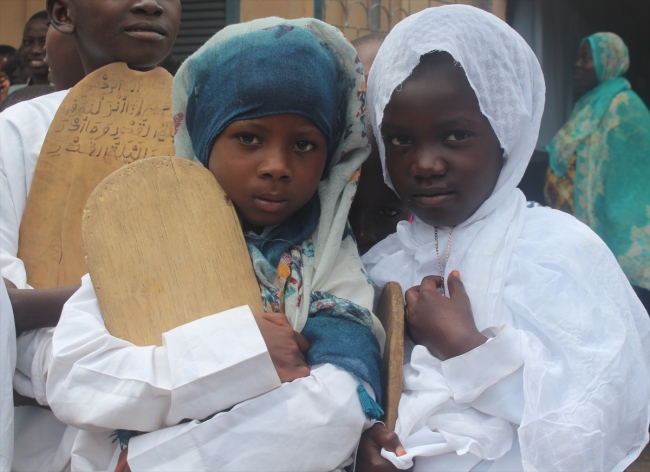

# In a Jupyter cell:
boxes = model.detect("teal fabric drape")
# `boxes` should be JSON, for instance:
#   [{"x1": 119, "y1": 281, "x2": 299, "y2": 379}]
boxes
[{"x1": 546, "y1": 33, "x2": 650, "y2": 290}]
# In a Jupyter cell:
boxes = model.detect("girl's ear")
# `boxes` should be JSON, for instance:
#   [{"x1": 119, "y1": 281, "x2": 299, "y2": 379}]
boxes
[{"x1": 47, "y1": 0, "x2": 75, "y2": 34}]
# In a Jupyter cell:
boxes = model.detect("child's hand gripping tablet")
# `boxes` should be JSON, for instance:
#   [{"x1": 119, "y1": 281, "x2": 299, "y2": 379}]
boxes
[
  {"x1": 405, "y1": 271, "x2": 487, "y2": 361},
  {"x1": 357, "y1": 423, "x2": 408, "y2": 472}
]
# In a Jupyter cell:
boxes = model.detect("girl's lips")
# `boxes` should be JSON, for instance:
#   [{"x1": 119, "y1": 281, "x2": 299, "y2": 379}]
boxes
[
  {"x1": 412, "y1": 191, "x2": 456, "y2": 207},
  {"x1": 124, "y1": 23, "x2": 168, "y2": 41},
  {"x1": 124, "y1": 30, "x2": 166, "y2": 41},
  {"x1": 253, "y1": 196, "x2": 288, "y2": 213}
]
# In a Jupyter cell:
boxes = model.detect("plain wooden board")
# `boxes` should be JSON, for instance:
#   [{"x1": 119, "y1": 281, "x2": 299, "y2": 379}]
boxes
[
  {"x1": 375, "y1": 282, "x2": 405, "y2": 431},
  {"x1": 83, "y1": 156, "x2": 263, "y2": 347},
  {"x1": 18, "y1": 63, "x2": 175, "y2": 289}
]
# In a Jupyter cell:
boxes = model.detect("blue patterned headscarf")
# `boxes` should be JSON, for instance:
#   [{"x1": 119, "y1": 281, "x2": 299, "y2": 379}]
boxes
[
  {"x1": 179, "y1": 24, "x2": 345, "y2": 268},
  {"x1": 171, "y1": 18, "x2": 385, "y2": 422},
  {"x1": 184, "y1": 26, "x2": 341, "y2": 168},
  {"x1": 547, "y1": 33, "x2": 650, "y2": 289}
]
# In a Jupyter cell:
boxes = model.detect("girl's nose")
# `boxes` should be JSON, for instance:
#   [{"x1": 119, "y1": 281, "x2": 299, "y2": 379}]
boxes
[
  {"x1": 132, "y1": 0, "x2": 164, "y2": 16},
  {"x1": 411, "y1": 146, "x2": 447, "y2": 179},
  {"x1": 258, "y1": 149, "x2": 293, "y2": 181}
]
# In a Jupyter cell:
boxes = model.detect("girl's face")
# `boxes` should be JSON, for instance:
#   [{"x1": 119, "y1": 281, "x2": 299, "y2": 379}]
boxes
[
  {"x1": 208, "y1": 114, "x2": 328, "y2": 233},
  {"x1": 382, "y1": 53, "x2": 503, "y2": 228}
]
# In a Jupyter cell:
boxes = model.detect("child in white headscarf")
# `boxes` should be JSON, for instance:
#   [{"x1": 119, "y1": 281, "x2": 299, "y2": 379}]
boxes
[{"x1": 360, "y1": 5, "x2": 650, "y2": 471}]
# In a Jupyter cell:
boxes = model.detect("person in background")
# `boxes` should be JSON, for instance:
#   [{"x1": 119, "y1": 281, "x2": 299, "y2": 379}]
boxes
[
  {"x1": 0, "y1": 45, "x2": 16, "y2": 64},
  {"x1": 349, "y1": 32, "x2": 410, "y2": 255},
  {"x1": 0, "y1": 46, "x2": 17, "y2": 104},
  {"x1": 2, "y1": 47, "x2": 29, "y2": 91},
  {"x1": 0, "y1": 20, "x2": 84, "y2": 118},
  {"x1": 8, "y1": 11, "x2": 50, "y2": 97},
  {"x1": 545, "y1": 32, "x2": 650, "y2": 311}
]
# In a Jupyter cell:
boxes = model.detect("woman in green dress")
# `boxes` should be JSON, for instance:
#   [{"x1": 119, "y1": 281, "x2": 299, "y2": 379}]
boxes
[{"x1": 545, "y1": 32, "x2": 650, "y2": 310}]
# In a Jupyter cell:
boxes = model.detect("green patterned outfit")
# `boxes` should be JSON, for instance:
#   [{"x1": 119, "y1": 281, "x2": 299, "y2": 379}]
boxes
[{"x1": 545, "y1": 32, "x2": 650, "y2": 290}]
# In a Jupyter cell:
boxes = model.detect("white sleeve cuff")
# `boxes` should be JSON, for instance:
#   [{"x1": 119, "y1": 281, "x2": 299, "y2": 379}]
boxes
[
  {"x1": 164, "y1": 305, "x2": 281, "y2": 423},
  {"x1": 441, "y1": 324, "x2": 525, "y2": 404}
]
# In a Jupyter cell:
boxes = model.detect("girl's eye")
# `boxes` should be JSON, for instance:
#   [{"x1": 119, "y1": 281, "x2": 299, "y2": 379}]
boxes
[
  {"x1": 293, "y1": 141, "x2": 315, "y2": 152},
  {"x1": 445, "y1": 131, "x2": 471, "y2": 142},
  {"x1": 237, "y1": 134, "x2": 260, "y2": 145},
  {"x1": 389, "y1": 135, "x2": 413, "y2": 146}
]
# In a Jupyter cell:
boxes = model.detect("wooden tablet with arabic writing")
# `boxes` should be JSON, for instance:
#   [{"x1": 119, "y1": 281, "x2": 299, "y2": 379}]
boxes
[
  {"x1": 82, "y1": 156, "x2": 263, "y2": 347},
  {"x1": 375, "y1": 282, "x2": 405, "y2": 431},
  {"x1": 18, "y1": 63, "x2": 174, "y2": 289}
]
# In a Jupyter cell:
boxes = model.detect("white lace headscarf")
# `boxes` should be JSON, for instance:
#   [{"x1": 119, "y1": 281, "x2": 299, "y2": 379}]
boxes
[{"x1": 367, "y1": 4, "x2": 545, "y2": 330}]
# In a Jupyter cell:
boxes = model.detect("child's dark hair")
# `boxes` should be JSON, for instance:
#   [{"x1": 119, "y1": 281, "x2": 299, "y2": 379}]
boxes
[{"x1": 0, "y1": 45, "x2": 17, "y2": 59}]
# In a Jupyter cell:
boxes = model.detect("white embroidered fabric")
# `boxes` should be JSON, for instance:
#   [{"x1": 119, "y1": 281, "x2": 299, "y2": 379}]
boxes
[{"x1": 364, "y1": 5, "x2": 650, "y2": 471}]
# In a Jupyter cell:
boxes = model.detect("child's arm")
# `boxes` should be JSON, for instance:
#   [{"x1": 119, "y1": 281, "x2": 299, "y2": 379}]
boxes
[
  {"x1": 46, "y1": 274, "x2": 283, "y2": 432},
  {"x1": 124, "y1": 363, "x2": 372, "y2": 471},
  {"x1": 6, "y1": 283, "x2": 80, "y2": 334}
]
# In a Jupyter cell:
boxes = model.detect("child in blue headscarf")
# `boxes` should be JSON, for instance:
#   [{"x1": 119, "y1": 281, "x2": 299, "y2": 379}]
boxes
[{"x1": 45, "y1": 18, "x2": 385, "y2": 472}]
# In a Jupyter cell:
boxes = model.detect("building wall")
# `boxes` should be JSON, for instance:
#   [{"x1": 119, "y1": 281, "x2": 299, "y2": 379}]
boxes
[
  {"x1": 240, "y1": 0, "x2": 314, "y2": 21},
  {"x1": 241, "y1": 0, "x2": 506, "y2": 39},
  {"x1": 0, "y1": 0, "x2": 47, "y2": 48}
]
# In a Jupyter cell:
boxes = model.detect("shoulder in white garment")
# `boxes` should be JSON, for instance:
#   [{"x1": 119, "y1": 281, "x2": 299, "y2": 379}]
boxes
[
  {"x1": 0, "y1": 90, "x2": 77, "y2": 472},
  {"x1": 0, "y1": 89, "x2": 69, "y2": 287}
]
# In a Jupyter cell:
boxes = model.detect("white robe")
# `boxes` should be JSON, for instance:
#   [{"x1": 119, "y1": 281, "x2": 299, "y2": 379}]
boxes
[
  {"x1": 0, "y1": 283, "x2": 16, "y2": 472},
  {"x1": 364, "y1": 209, "x2": 650, "y2": 472},
  {"x1": 46, "y1": 272, "x2": 374, "y2": 471},
  {"x1": 0, "y1": 90, "x2": 79, "y2": 472}
]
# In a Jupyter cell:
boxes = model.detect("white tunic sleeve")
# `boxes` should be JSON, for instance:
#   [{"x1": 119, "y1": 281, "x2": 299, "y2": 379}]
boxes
[
  {"x1": 0, "y1": 91, "x2": 69, "y2": 288},
  {"x1": 46, "y1": 274, "x2": 281, "y2": 432},
  {"x1": 442, "y1": 324, "x2": 525, "y2": 425},
  {"x1": 126, "y1": 363, "x2": 370, "y2": 472}
]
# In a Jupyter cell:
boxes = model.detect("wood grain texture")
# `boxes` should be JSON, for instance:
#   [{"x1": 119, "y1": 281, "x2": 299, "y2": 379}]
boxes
[
  {"x1": 375, "y1": 282, "x2": 405, "y2": 431},
  {"x1": 18, "y1": 63, "x2": 175, "y2": 289},
  {"x1": 83, "y1": 156, "x2": 263, "y2": 347}
]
